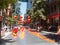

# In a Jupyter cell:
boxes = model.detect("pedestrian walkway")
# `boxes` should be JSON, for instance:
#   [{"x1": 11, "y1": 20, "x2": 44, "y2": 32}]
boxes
[
  {"x1": 40, "y1": 31, "x2": 56, "y2": 35},
  {"x1": 40, "y1": 31, "x2": 60, "y2": 43},
  {"x1": 2, "y1": 31, "x2": 12, "y2": 39}
]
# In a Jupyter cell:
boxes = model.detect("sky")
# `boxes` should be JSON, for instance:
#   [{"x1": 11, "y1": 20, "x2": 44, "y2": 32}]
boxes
[{"x1": 20, "y1": 2, "x2": 27, "y2": 19}]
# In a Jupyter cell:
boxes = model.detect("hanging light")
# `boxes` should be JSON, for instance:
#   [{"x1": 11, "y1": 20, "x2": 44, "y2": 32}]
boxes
[
  {"x1": 27, "y1": 19, "x2": 31, "y2": 23},
  {"x1": 14, "y1": 15, "x2": 17, "y2": 20},
  {"x1": 28, "y1": 16, "x2": 30, "y2": 19},
  {"x1": 20, "y1": 16, "x2": 23, "y2": 19},
  {"x1": 27, "y1": 16, "x2": 31, "y2": 23}
]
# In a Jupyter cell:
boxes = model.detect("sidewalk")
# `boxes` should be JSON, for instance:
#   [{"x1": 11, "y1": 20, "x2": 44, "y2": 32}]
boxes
[
  {"x1": 40, "y1": 31, "x2": 60, "y2": 43},
  {"x1": 28, "y1": 29, "x2": 55, "y2": 42},
  {"x1": 39, "y1": 31, "x2": 56, "y2": 35},
  {"x1": 29, "y1": 27, "x2": 60, "y2": 43},
  {"x1": 1, "y1": 31, "x2": 12, "y2": 39}
]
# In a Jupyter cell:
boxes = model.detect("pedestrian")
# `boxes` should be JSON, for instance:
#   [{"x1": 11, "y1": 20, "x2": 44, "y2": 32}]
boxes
[
  {"x1": 37, "y1": 26, "x2": 40, "y2": 32},
  {"x1": 37, "y1": 25, "x2": 43, "y2": 32},
  {"x1": 3, "y1": 24, "x2": 7, "y2": 31}
]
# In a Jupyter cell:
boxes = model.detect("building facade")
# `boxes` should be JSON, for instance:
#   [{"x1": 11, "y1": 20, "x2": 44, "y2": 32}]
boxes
[
  {"x1": 45, "y1": 0, "x2": 60, "y2": 25},
  {"x1": 15, "y1": 1, "x2": 21, "y2": 15},
  {"x1": 19, "y1": 0, "x2": 28, "y2": 2},
  {"x1": 24, "y1": 0, "x2": 33, "y2": 20},
  {"x1": 42, "y1": 0, "x2": 60, "y2": 33},
  {"x1": 27, "y1": 0, "x2": 32, "y2": 9}
]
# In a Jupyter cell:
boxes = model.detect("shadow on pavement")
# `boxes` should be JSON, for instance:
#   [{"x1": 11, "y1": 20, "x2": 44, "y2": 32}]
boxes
[
  {"x1": 0, "y1": 39, "x2": 15, "y2": 45},
  {"x1": 44, "y1": 34, "x2": 60, "y2": 44}
]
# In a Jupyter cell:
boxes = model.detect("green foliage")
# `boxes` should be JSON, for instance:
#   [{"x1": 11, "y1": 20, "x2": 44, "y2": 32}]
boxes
[
  {"x1": 26, "y1": 9, "x2": 32, "y2": 15},
  {"x1": 6, "y1": 17, "x2": 17, "y2": 25},
  {"x1": 26, "y1": 0, "x2": 47, "y2": 23},
  {"x1": 0, "y1": 0, "x2": 17, "y2": 9},
  {"x1": 32, "y1": 0, "x2": 47, "y2": 20}
]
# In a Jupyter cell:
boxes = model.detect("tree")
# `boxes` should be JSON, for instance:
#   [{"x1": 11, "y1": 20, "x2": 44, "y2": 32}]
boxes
[
  {"x1": 0, "y1": 0, "x2": 17, "y2": 9},
  {"x1": 26, "y1": 0, "x2": 47, "y2": 23},
  {"x1": 0, "y1": 0, "x2": 17, "y2": 41},
  {"x1": 32, "y1": 0, "x2": 47, "y2": 20}
]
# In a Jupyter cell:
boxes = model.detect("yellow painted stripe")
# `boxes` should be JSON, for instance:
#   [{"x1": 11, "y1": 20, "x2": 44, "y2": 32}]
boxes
[{"x1": 28, "y1": 30, "x2": 55, "y2": 42}]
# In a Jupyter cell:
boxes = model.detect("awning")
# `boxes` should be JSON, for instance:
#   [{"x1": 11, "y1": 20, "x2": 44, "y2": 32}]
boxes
[{"x1": 47, "y1": 13, "x2": 60, "y2": 19}]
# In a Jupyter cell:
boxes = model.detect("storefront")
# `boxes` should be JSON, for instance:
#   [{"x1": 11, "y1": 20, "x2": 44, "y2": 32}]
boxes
[{"x1": 46, "y1": 13, "x2": 60, "y2": 32}]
